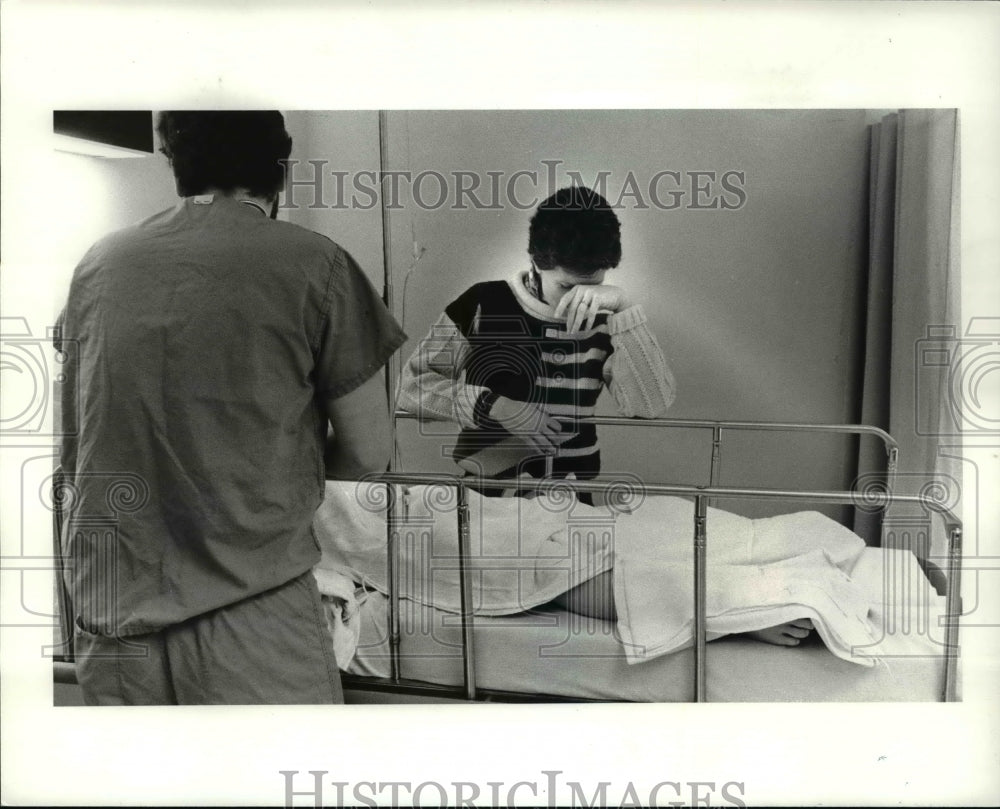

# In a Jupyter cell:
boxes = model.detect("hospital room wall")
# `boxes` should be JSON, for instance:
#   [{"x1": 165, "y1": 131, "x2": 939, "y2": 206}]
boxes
[
  {"x1": 283, "y1": 111, "x2": 385, "y2": 288},
  {"x1": 281, "y1": 111, "x2": 874, "y2": 522},
  {"x1": 377, "y1": 110, "x2": 873, "y2": 522}
]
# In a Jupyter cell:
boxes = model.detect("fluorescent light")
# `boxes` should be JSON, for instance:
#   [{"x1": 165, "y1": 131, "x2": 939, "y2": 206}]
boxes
[{"x1": 52, "y1": 133, "x2": 152, "y2": 159}]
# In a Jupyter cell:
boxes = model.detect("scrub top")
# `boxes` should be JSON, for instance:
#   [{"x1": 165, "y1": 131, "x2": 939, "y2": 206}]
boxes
[{"x1": 58, "y1": 195, "x2": 406, "y2": 636}]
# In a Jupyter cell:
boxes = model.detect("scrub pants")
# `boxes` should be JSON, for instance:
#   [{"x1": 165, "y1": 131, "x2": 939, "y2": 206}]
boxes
[{"x1": 73, "y1": 571, "x2": 343, "y2": 705}]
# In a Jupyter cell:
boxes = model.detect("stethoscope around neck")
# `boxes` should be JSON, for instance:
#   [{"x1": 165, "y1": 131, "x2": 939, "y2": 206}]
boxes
[
  {"x1": 192, "y1": 194, "x2": 277, "y2": 219},
  {"x1": 239, "y1": 199, "x2": 269, "y2": 217},
  {"x1": 239, "y1": 198, "x2": 280, "y2": 219}
]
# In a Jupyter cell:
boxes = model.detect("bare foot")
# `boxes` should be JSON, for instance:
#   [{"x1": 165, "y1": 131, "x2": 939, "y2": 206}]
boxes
[{"x1": 746, "y1": 618, "x2": 814, "y2": 647}]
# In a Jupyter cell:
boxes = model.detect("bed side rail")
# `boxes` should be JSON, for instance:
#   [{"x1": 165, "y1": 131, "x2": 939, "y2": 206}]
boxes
[{"x1": 393, "y1": 411, "x2": 900, "y2": 494}]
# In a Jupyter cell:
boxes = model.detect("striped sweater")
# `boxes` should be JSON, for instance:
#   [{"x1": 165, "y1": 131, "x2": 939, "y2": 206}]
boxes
[{"x1": 398, "y1": 270, "x2": 676, "y2": 478}]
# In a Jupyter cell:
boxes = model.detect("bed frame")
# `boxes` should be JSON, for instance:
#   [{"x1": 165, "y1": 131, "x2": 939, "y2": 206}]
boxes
[{"x1": 51, "y1": 414, "x2": 963, "y2": 703}]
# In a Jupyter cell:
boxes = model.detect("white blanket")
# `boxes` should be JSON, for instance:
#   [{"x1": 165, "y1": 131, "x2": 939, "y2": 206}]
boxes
[
  {"x1": 313, "y1": 481, "x2": 613, "y2": 616},
  {"x1": 312, "y1": 482, "x2": 924, "y2": 668},
  {"x1": 611, "y1": 497, "x2": 878, "y2": 666}
]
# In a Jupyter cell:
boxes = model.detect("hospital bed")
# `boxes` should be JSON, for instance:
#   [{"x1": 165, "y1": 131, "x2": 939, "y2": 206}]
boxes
[
  {"x1": 332, "y1": 414, "x2": 963, "y2": 703},
  {"x1": 51, "y1": 415, "x2": 963, "y2": 704}
]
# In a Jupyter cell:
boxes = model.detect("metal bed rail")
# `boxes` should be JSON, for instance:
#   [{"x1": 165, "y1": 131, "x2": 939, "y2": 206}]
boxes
[{"x1": 392, "y1": 411, "x2": 900, "y2": 496}]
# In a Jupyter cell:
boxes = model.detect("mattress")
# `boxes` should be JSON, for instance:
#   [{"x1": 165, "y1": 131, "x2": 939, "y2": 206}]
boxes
[{"x1": 342, "y1": 549, "x2": 954, "y2": 702}]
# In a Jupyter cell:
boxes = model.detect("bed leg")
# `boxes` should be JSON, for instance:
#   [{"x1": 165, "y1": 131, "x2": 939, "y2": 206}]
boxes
[
  {"x1": 694, "y1": 494, "x2": 708, "y2": 703},
  {"x1": 457, "y1": 484, "x2": 477, "y2": 701},
  {"x1": 386, "y1": 483, "x2": 401, "y2": 684},
  {"x1": 943, "y1": 524, "x2": 962, "y2": 702}
]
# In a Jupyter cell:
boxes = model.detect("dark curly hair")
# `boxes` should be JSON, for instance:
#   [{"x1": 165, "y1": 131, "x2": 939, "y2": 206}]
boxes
[
  {"x1": 156, "y1": 111, "x2": 292, "y2": 198},
  {"x1": 528, "y1": 186, "x2": 622, "y2": 275}
]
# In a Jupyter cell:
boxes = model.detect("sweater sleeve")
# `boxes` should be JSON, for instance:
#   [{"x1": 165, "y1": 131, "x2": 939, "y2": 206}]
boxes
[
  {"x1": 396, "y1": 311, "x2": 491, "y2": 430},
  {"x1": 601, "y1": 304, "x2": 676, "y2": 418}
]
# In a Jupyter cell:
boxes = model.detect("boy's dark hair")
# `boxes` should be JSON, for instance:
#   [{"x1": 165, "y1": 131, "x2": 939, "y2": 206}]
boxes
[
  {"x1": 156, "y1": 111, "x2": 292, "y2": 198},
  {"x1": 528, "y1": 186, "x2": 622, "y2": 275}
]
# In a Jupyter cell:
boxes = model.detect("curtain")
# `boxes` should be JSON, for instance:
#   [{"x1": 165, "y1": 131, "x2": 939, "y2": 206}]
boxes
[{"x1": 854, "y1": 109, "x2": 960, "y2": 563}]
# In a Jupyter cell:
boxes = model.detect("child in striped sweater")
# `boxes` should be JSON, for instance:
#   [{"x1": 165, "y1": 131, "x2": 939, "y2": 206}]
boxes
[{"x1": 398, "y1": 186, "x2": 676, "y2": 502}]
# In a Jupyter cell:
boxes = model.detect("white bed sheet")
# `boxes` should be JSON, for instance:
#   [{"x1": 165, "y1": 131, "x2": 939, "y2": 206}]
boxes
[{"x1": 341, "y1": 549, "x2": 954, "y2": 702}]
